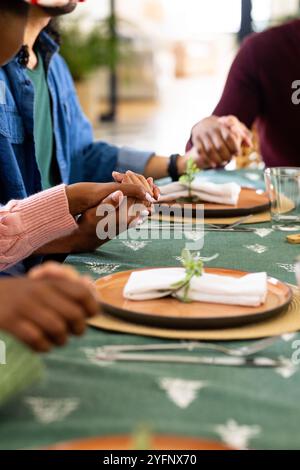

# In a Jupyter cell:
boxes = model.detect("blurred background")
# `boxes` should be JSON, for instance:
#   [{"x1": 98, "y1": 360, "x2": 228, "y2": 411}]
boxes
[{"x1": 59, "y1": 0, "x2": 300, "y2": 157}]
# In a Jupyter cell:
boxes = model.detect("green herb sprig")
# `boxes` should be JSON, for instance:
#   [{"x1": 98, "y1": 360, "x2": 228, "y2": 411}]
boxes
[
  {"x1": 179, "y1": 157, "x2": 199, "y2": 197},
  {"x1": 171, "y1": 249, "x2": 204, "y2": 303},
  {"x1": 131, "y1": 425, "x2": 153, "y2": 450}
]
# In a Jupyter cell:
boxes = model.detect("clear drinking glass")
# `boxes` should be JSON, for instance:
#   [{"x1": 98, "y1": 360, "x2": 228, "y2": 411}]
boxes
[{"x1": 265, "y1": 168, "x2": 300, "y2": 231}]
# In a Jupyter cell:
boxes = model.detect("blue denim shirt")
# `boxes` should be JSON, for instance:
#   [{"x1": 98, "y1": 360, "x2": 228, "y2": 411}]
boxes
[
  {"x1": 0, "y1": 32, "x2": 153, "y2": 204},
  {"x1": 0, "y1": 33, "x2": 153, "y2": 274}
]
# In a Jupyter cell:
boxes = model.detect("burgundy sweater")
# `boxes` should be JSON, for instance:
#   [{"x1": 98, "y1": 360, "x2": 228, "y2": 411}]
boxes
[{"x1": 194, "y1": 21, "x2": 300, "y2": 167}]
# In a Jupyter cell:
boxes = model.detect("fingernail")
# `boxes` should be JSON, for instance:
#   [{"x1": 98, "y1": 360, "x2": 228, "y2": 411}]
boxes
[
  {"x1": 137, "y1": 217, "x2": 145, "y2": 225},
  {"x1": 146, "y1": 192, "x2": 155, "y2": 203},
  {"x1": 111, "y1": 191, "x2": 124, "y2": 203},
  {"x1": 141, "y1": 210, "x2": 150, "y2": 217}
]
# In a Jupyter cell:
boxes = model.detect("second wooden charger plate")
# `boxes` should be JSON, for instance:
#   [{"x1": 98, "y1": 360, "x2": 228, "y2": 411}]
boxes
[
  {"x1": 157, "y1": 188, "x2": 270, "y2": 218},
  {"x1": 95, "y1": 268, "x2": 292, "y2": 330}
]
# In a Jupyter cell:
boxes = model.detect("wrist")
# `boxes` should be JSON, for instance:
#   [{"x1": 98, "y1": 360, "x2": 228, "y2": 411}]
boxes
[
  {"x1": 65, "y1": 185, "x2": 81, "y2": 216},
  {"x1": 168, "y1": 154, "x2": 181, "y2": 181},
  {"x1": 176, "y1": 155, "x2": 189, "y2": 176},
  {"x1": 66, "y1": 184, "x2": 93, "y2": 216}
]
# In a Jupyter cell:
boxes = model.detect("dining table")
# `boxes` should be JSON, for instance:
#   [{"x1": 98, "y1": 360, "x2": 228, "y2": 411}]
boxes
[{"x1": 0, "y1": 169, "x2": 300, "y2": 451}]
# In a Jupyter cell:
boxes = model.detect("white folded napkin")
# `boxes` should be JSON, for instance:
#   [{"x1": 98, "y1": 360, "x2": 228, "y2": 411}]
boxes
[
  {"x1": 159, "y1": 179, "x2": 241, "y2": 206},
  {"x1": 124, "y1": 268, "x2": 268, "y2": 307}
]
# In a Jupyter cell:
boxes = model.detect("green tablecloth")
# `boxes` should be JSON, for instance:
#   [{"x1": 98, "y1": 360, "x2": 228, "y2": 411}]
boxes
[{"x1": 1, "y1": 170, "x2": 300, "y2": 450}]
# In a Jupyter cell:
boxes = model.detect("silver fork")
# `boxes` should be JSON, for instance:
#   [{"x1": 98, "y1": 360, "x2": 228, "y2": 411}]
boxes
[
  {"x1": 100, "y1": 337, "x2": 280, "y2": 358},
  {"x1": 136, "y1": 223, "x2": 255, "y2": 233},
  {"x1": 207, "y1": 215, "x2": 254, "y2": 230}
]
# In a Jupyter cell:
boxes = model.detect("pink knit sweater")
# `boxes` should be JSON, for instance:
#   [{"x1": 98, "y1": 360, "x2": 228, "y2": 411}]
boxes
[{"x1": 0, "y1": 185, "x2": 77, "y2": 271}]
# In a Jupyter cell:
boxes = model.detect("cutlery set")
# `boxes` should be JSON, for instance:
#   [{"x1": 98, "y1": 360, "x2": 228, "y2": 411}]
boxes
[
  {"x1": 136, "y1": 215, "x2": 255, "y2": 233},
  {"x1": 97, "y1": 337, "x2": 293, "y2": 369},
  {"x1": 95, "y1": 352, "x2": 288, "y2": 369}
]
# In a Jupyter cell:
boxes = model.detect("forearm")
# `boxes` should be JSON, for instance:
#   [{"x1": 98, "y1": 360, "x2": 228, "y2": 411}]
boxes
[
  {"x1": 0, "y1": 186, "x2": 77, "y2": 271},
  {"x1": 144, "y1": 155, "x2": 169, "y2": 179},
  {"x1": 144, "y1": 155, "x2": 189, "y2": 179},
  {"x1": 34, "y1": 228, "x2": 108, "y2": 255}
]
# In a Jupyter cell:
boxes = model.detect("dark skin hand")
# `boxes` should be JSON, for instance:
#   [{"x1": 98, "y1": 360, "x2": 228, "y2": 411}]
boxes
[
  {"x1": 36, "y1": 180, "x2": 156, "y2": 255},
  {"x1": 190, "y1": 115, "x2": 253, "y2": 169},
  {"x1": 65, "y1": 182, "x2": 146, "y2": 216},
  {"x1": 0, "y1": 277, "x2": 98, "y2": 353}
]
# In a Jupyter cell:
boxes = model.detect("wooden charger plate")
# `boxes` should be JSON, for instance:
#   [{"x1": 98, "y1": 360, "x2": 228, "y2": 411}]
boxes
[
  {"x1": 95, "y1": 268, "x2": 293, "y2": 330},
  {"x1": 47, "y1": 435, "x2": 232, "y2": 451},
  {"x1": 157, "y1": 188, "x2": 270, "y2": 218}
]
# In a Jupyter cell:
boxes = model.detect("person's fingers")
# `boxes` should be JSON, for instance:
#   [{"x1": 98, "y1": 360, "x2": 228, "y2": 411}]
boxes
[
  {"x1": 147, "y1": 176, "x2": 154, "y2": 186},
  {"x1": 219, "y1": 116, "x2": 253, "y2": 150},
  {"x1": 29, "y1": 263, "x2": 80, "y2": 282},
  {"x1": 98, "y1": 190, "x2": 124, "y2": 215},
  {"x1": 210, "y1": 128, "x2": 232, "y2": 163},
  {"x1": 119, "y1": 183, "x2": 155, "y2": 206},
  {"x1": 121, "y1": 173, "x2": 153, "y2": 205},
  {"x1": 127, "y1": 171, "x2": 153, "y2": 195},
  {"x1": 25, "y1": 303, "x2": 68, "y2": 346},
  {"x1": 201, "y1": 134, "x2": 223, "y2": 167},
  {"x1": 112, "y1": 171, "x2": 125, "y2": 183},
  {"x1": 153, "y1": 185, "x2": 160, "y2": 201},
  {"x1": 147, "y1": 177, "x2": 160, "y2": 201},
  {"x1": 193, "y1": 139, "x2": 210, "y2": 168},
  {"x1": 241, "y1": 127, "x2": 253, "y2": 148},
  {"x1": 219, "y1": 125, "x2": 240, "y2": 155},
  {"x1": 9, "y1": 320, "x2": 53, "y2": 353},
  {"x1": 39, "y1": 291, "x2": 87, "y2": 336},
  {"x1": 122, "y1": 196, "x2": 143, "y2": 225},
  {"x1": 123, "y1": 171, "x2": 153, "y2": 197},
  {"x1": 51, "y1": 280, "x2": 99, "y2": 319},
  {"x1": 193, "y1": 137, "x2": 211, "y2": 167},
  {"x1": 103, "y1": 190, "x2": 124, "y2": 207},
  {"x1": 232, "y1": 122, "x2": 253, "y2": 148},
  {"x1": 123, "y1": 171, "x2": 143, "y2": 189},
  {"x1": 93, "y1": 183, "x2": 128, "y2": 204}
]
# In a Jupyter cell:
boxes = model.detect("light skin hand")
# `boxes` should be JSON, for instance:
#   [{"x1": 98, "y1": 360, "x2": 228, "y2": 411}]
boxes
[
  {"x1": 112, "y1": 171, "x2": 160, "y2": 226},
  {"x1": 112, "y1": 171, "x2": 160, "y2": 201}
]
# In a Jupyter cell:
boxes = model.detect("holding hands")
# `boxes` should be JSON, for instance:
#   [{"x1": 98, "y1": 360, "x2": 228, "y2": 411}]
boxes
[
  {"x1": 37, "y1": 173, "x2": 160, "y2": 255},
  {"x1": 185, "y1": 115, "x2": 253, "y2": 170}
]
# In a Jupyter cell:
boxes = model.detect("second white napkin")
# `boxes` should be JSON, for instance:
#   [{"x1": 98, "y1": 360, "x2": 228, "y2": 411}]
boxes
[
  {"x1": 124, "y1": 268, "x2": 268, "y2": 307},
  {"x1": 159, "y1": 180, "x2": 241, "y2": 206}
]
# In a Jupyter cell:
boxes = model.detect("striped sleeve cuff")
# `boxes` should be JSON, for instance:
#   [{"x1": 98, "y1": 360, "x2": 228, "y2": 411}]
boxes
[{"x1": 17, "y1": 185, "x2": 77, "y2": 250}]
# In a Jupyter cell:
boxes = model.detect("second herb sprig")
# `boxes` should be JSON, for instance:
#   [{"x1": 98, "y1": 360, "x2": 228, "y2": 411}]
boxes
[
  {"x1": 179, "y1": 157, "x2": 199, "y2": 198},
  {"x1": 171, "y1": 249, "x2": 204, "y2": 303}
]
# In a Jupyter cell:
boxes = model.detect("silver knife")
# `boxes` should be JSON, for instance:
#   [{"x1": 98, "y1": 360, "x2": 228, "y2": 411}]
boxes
[{"x1": 96, "y1": 352, "x2": 288, "y2": 369}]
